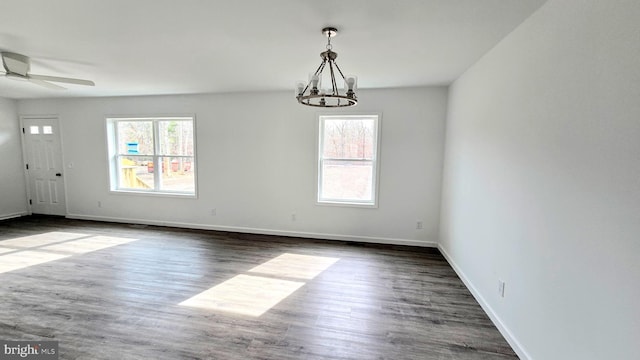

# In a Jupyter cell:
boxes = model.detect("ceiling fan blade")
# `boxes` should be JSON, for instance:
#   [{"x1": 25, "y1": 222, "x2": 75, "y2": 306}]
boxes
[
  {"x1": 29, "y1": 73, "x2": 95, "y2": 86},
  {"x1": 28, "y1": 78, "x2": 66, "y2": 90},
  {"x1": 1, "y1": 52, "x2": 30, "y2": 76}
]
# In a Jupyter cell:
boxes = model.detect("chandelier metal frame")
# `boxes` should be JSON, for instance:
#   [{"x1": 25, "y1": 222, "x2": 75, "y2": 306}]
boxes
[{"x1": 296, "y1": 27, "x2": 358, "y2": 108}]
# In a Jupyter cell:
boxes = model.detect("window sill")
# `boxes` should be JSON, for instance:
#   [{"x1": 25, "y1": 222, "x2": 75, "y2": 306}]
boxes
[
  {"x1": 109, "y1": 189, "x2": 197, "y2": 199},
  {"x1": 316, "y1": 200, "x2": 378, "y2": 209}
]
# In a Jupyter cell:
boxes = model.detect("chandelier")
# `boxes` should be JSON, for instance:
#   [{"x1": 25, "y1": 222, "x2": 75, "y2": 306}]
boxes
[{"x1": 296, "y1": 27, "x2": 358, "y2": 107}]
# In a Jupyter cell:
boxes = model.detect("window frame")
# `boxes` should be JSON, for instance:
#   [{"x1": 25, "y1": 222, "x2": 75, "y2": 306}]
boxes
[
  {"x1": 317, "y1": 114, "x2": 381, "y2": 208},
  {"x1": 106, "y1": 116, "x2": 198, "y2": 198}
]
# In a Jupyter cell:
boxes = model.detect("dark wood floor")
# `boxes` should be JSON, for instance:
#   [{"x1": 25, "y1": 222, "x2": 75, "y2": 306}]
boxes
[{"x1": 0, "y1": 215, "x2": 517, "y2": 359}]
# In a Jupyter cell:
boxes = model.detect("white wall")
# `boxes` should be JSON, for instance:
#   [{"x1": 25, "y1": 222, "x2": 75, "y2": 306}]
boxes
[
  {"x1": 0, "y1": 97, "x2": 28, "y2": 219},
  {"x1": 18, "y1": 86, "x2": 447, "y2": 246},
  {"x1": 440, "y1": 0, "x2": 640, "y2": 359}
]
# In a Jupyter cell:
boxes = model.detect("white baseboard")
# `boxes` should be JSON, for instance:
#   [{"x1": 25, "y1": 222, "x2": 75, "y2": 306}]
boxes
[
  {"x1": 0, "y1": 211, "x2": 29, "y2": 221},
  {"x1": 438, "y1": 244, "x2": 531, "y2": 360},
  {"x1": 65, "y1": 213, "x2": 438, "y2": 248}
]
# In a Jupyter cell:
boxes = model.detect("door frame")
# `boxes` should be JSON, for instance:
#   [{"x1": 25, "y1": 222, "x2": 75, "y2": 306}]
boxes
[{"x1": 20, "y1": 114, "x2": 69, "y2": 216}]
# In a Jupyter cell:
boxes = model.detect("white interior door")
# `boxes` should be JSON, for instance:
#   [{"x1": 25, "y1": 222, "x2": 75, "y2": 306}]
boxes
[{"x1": 22, "y1": 116, "x2": 67, "y2": 216}]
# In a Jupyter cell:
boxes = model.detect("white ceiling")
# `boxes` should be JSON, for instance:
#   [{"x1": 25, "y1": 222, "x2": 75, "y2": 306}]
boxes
[{"x1": 0, "y1": 0, "x2": 547, "y2": 100}]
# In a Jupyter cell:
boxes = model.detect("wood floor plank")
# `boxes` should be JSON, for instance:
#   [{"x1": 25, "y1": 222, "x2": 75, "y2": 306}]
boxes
[{"x1": 0, "y1": 215, "x2": 518, "y2": 359}]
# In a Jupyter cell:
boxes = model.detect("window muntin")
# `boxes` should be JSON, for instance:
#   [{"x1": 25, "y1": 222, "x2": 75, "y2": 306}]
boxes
[
  {"x1": 107, "y1": 117, "x2": 196, "y2": 196},
  {"x1": 318, "y1": 115, "x2": 380, "y2": 206}
]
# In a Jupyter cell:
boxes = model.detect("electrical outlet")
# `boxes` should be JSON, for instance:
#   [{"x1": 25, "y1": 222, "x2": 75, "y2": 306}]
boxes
[
  {"x1": 291, "y1": 213, "x2": 297, "y2": 221},
  {"x1": 416, "y1": 221, "x2": 423, "y2": 230},
  {"x1": 97, "y1": 201, "x2": 102, "y2": 208},
  {"x1": 210, "y1": 208, "x2": 217, "y2": 216},
  {"x1": 498, "y1": 280, "x2": 505, "y2": 298}
]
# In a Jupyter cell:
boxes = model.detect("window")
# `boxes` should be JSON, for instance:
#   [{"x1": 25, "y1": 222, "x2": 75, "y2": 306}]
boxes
[
  {"x1": 106, "y1": 117, "x2": 196, "y2": 196},
  {"x1": 317, "y1": 114, "x2": 380, "y2": 206}
]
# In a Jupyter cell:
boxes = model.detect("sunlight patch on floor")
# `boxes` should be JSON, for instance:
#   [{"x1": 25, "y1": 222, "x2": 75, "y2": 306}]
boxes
[
  {"x1": 0, "y1": 247, "x2": 16, "y2": 255},
  {"x1": 0, "y1": 232, "x2": 88, "y2": 248},
  {"x1": 179, "y1": 253, "x2": 340, "y2": 317},
  {"x1": 248, "y1": 253, "x2": 340, "y2": 280},
  {"x1": 0, "y1": 250, "x2": 70, "y2": 273},
  {"x1": 179, "y1": 274, "x2": 305, "y2": 317},
  {"x1": 0, "y1": 232, "x2": 137, "y2": 274},
  {"x1": 40, "y1": 235, "x2": 136, "y2": 254}
]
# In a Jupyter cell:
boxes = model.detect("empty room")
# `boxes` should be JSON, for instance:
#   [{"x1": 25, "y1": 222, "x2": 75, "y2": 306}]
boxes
[{"x1": 0, "y1": 1, "x2": 638, "y2": 359}]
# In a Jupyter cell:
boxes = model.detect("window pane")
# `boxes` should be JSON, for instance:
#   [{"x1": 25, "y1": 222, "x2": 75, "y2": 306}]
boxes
[
  {"x1": 158, "y1": 156, "x2": 195, "y2": 193},
  {"x1": 43, "y1": 126, "x2": 53, "y2": 134},
  {"x1": 322, "y1": 119, "x2": 375, "y2": 159},
  {"x1": 30, "y1": 126, "x2": 39, "y2": 134},
  {"x1": 321, "y1": 160, "x2": 373, "y2": 202},
  {"x1": 117, "y1": 156, "x2": 154, "y2": 190},
  {"x1": 117, "y1": 121, "x2": 153, "y2": 155},
  {"x1": 159, "y1": 120, "x2": 194, "y2": 156}
]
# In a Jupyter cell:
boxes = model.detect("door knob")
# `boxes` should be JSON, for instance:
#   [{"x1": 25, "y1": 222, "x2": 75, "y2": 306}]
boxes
[{"x1": 55, "y1": 173, "x2": 62, "y2": 177}]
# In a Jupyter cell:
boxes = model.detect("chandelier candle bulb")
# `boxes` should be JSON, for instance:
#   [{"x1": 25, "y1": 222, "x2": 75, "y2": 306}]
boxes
[
  {"x1": 295, "y1": 81, "x2": 306, "y2": 96},
  {"x1": 345, "y1": 75, "x2": 357, "y2": 93},
  {"x1": 309, "y1": 74, "x2": 321, "y2": 94}
]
